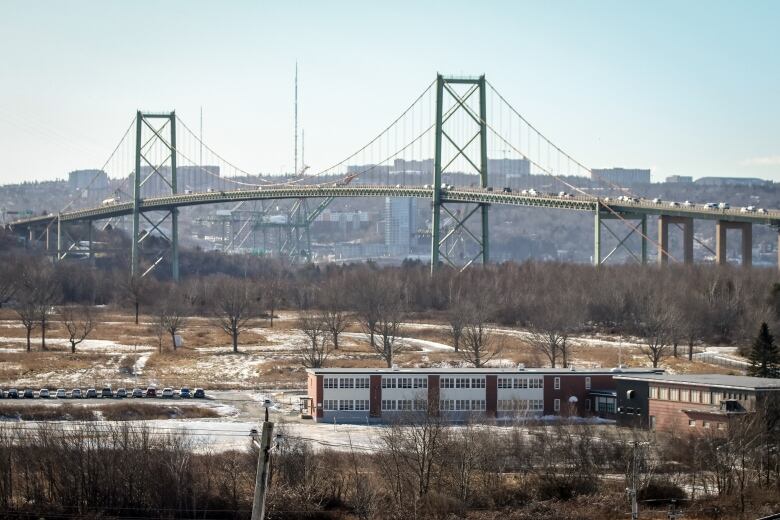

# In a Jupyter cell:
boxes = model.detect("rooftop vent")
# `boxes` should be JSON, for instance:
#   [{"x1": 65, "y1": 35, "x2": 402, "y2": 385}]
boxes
[
  {"x1": 516, "y1": 363, "x2": 525, "y2": 371},
  {"x1": 392, "y1": 364, "x2": 399, "y2": 371}
]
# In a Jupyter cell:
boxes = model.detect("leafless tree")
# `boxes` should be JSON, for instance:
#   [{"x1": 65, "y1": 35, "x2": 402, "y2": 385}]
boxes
[
  {"x1": 263, "y1": 277, "x2": 284, "y2": 328},
  {"x1": 211, "y1": 277, "x2": 255, "y2": 353},
  {"x1": 122, "y1": 274, "x2": 148, "y2": 325},
  {"x1": 60, "y1": 305, "x2": 95, "y2": 353},
  {"x1": 460, "y1": 303, "x2": 501, "y2": 368},
  {"x1": 20, "y1": 263, "x2": 61, "y2": 351},
  {"x1": 297, "y1": 311, "x2": 330, "y2": 368},
  {"x1": 446, "y1": 289, "x2": 467, "y2": 353},
  {"x1": 371, "y1": 278, "x2": 406, "y2": 368},
  {"x1": 350, "y1": 269, "x2": 383, "y2": 350},
  {"x1": 158, "y1": 294, "x2": 187, "y2": 351},
  {"x1": 0, "y1": 259, "x2": 19, "y2": 309},
  {"x1": 634, "y1": 293, "x2": 678, "y2": 368},
  {"x1": 320, "y1": 279, "x2": 351, "y2": 350},
  {"x1": 15, "y1": 298, "x2": 38, "y2": 352}
]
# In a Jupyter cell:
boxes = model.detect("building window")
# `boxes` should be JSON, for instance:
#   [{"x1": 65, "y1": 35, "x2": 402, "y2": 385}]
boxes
[
  {"x1": 398, "y1": 399, "x2": 413, "y2": 411},
  {"x1": 355, "y1": 400, "x2": 369, "y2": 411},
  {"x1": 381, "y1": 400, "x2": 397, "y2": 411},
  {"x1": 680, "y1": 389, "x2": 690, "y2": 402},
  {"x1": 441, "y1": 377, "x2": 455, "y2": 389},
  {"x1": 471, "y1": 400, "x2": 486, "y2": 411},
  {"x1": 595, "y1": 396, "x2": 616, "y2": 414},
  {"x1": 669, "y1": 388, "x2": 679, "y2": 401},
  {"x1": 498, "y1": 377, "x2": 512, "y2": 389},
  {"x1": 471, "y1": 378, "x2": 486, "y2": 388},
  {"x1": 585, "y1": 377, "x2": 591, "y2": 390},
  {"x1": 339, "y1": 378, "x2": 354, "y2": 389},
  {"x1": 703, "y1": 421, "x2": 710, "y2": 428},
  {"x1": 717, "y1": 422, "x2": 725, "y2": 430},
  {"x1": 659, "y1": 387, "x2": 669, "y2": 400},
  {"x1": 554, "y1": 399, "x2": 560, "y2": 412},
  {"x1": 324, "y1": 378, "x2": 338, "y2": 389},
  {"x1": 650, "y1": 416, "x2": 656, "y2": 429},
  {"x1": 398, "y1": 377, "x2": 412, "y2": 389},
  {"x1": 339, "y1": 400, "x2": 354, "y2": 411},
  {"x1": 455, "y1": 399, "x2": 471, "y2": 411},
  {"x1": 702, "y1": 392, "x2": 711, "y2": 405},
  {"x1": 514, "y1": 378, "x2": 527, "y2": 389},
  {"x1": 439, "y1": 399, "x2": 455, "y2": 411},
  {"x1": 554, "y1": 377, "x2": 561, "y2": 390},
  {"x1": 455, "y1": 377, "x2": 471, "y2": 389},
  {"x1": 356, "y1": 377, "x2": 370, "y2": 389},
  {"x1": 324, "y1": 400, "x2": 338, "y2": 411},
  {"x1": 530, "y1": 378, "x2": 543, "y2": 389},
  {"x1": 691, "y1": 390, "x2": 700, "y2": 403},
  {"x1": 586, "y1": 399, "x2": 591, "y2": 411},
  {"x1": 381, "y1": 377, "x2": 396, "y2": 389},
  {"x1": 413, "y1": 377, "x2": 427, "y2": 389},
  {"x1": 531, "y1": 399, "x2": 543, "y2": 411},
  {"x1": 413, "y1": 399, "x2": 427, "y2": 411},
  {"x1": 689, "y1": 419, "x2": 696, "y2": 427}
]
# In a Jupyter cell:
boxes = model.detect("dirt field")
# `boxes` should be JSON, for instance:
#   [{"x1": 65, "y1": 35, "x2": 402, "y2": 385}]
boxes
[{"x1": 0, "y1": 308, "x2": 736, "y2": 391}]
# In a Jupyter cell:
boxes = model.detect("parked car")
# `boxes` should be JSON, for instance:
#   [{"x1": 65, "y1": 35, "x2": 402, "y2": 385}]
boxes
[
  {"x1": 132, "y1": 388, "x2": 144, "y2": 398},
  {"x1": 86, "y1": 388, "x2": 98, "y2": 399},
  {"x1": 23, "y1": 389, "x2": 34, "y2": 399},
  {"x1": 115, "y1": 388, "x2": 127, "y2": 398},
  {"x1": 0, "y1": 388, "x2": 4, "y2": 398},
  {"x1": 193, "y1": 388, "x2": 205, "y2": 399},
  {"x1": 56, "y1": 389, "x2": 67, "y2": 399},
  {"x1": 162, "y1": 388, "x2": 174, "y2": 399},
  {"x1": 7, "y1": 389, "x2": 18, "y2": 399},
  {"x1": 179, "y1": 387, "x2": 192, "y2": 398},
  {"x1": 70, "y1": 389, "x2": 82, "y2": 399},
  {"x1": 145, "y1": 387, "x2": 157, "y2": 398},
  {"x1": 101, "y1": 387, "x2": 113, "y2": 398},
  {"x1": 38, "y1": 389, "x2": 50, "y2": 398}
]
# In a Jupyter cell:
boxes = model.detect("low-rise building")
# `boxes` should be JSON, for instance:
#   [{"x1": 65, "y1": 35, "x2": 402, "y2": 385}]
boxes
[
  {"x1": 304, "y1": 367, "x2": 663, "y2": 423},
  {"x1": 614, "y1": 373, "x2": 780, "y2": 433}
]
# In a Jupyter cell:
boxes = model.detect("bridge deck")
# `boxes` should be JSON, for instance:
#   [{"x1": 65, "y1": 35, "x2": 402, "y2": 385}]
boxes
[{"x1": 9, "y1": 186, "x2": 780, "y2": 228}]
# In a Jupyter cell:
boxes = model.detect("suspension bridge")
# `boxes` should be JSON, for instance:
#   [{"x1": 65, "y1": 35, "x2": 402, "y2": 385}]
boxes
[{"x1": 9, "y1": 74, "x2": 780, "y2": 279}]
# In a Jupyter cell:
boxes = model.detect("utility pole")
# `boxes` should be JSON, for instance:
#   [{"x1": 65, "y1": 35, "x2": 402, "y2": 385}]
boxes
[
  {"x1": 294, "y1": 62, "x2": 298, "y2": 176},
  {"x1": 626, "y1": 441, "x2": 639, "y2": 520},
  {"x1": 251, "y1": 407, "x2": 274, "y2": 520}
]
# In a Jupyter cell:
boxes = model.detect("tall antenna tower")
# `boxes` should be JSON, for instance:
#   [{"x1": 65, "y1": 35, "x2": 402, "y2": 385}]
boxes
[{"x1": 294, "y1": 62, "x2": 298, "y2": 176}]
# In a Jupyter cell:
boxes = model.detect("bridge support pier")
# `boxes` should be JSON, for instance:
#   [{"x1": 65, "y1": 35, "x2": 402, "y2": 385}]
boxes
[
  {"x1": 594, "y1": 207, "x2": 646, "y2": 265},
  {"x1": 716, "y1": 220, "x2": 751, "y2": 266},
  {"x1": 430, "y1": 74, "x2": 490, "y2": 272},
  {"x1": 658, "y1": 215, "x2": 693, "y2": 265}
]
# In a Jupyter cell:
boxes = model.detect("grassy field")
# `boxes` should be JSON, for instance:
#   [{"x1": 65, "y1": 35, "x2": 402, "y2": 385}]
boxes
[{"x1": 0, "y1": 307, "x2": 736, "y2": 390}]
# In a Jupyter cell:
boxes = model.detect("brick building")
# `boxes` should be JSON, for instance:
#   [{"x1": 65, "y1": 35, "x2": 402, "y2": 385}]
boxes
[
  {"x1": 304, "y1": 367, "x2": 663, "y2": 423},
  {"x1": 614, "y1": 374, "x2": 780, "y2": 433}
]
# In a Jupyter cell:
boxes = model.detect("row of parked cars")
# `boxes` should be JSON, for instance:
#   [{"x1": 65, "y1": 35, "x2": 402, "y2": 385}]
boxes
[{"x1": 0, "y1": 387, "x2": 206, "y2": 399}]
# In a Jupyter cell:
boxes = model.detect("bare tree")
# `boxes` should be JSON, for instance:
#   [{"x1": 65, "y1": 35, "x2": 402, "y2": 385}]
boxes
[
  {"x1": 371, "y1": 278, "x2": 406, "y2": 368},
  {"x1": 0, "y1": 259, "x2": 19, "y2": 309},
  {"x1": 446, "y1": 297, "x2": 467, "y2": 353},
  {"x1": 15, "y1": 299, "x2": 38, "y2": 352},
  {"x1": 158, "y1": 295, "x2": 187, "y2": 351},
  {"x1": 526, "y1": 286, "x2": 585, "y2": 368},
  {"x1": 460, "y1": 302, "x2": 501, "y2": 368},
  {"x1": 634, "y1": 294, "x2": 678, "y2": 368},
  {"x1": 350, "y1": 269, "x2": 383, "y2": 350},
  {"x1": 320, "y1": 279, "x2": 351, "y2": 350},
  {"x1": 60, "y1": 305, "x2": 95, "y2": 354},
  {"x1": 211, "y1": 277, "x2": 255, "y2": 353},
  {"x1": 20, "y1": 264, "x2": 61, "y2": 351},
  {"x1": 122, "y1": 274, "x2": 148, "y2": 325},
  {"x1": 263, "y1": 277, "x2": 284, "y2": 328},
  {"x1": 297, "y1": 311, "x2": 329, "y2": 368}
]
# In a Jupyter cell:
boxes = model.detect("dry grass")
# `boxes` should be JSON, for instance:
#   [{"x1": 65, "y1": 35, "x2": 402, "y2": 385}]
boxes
[{"x1": 0, "y1": 402, "x2": 219, "y2": 421}]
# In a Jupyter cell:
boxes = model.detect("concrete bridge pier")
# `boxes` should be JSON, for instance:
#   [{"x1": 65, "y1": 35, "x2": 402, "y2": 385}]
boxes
[
  {"x1": 716, "y1": 221, "x2": 751, "y2": 266},
  {"x1": 658, "y1": 215, "x2": 693, "y2": 264}
]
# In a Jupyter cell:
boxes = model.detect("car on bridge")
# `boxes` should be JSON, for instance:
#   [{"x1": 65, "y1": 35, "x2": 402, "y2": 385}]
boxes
[
  {"x1": 718, "y1": 202, "x2": 730, "y2": 209},
  {"x1": 683, "y1": 201, "x2": 693, "y2": 207},
  {"x1": 669, "y1": 201, "x2": 679, "y2": 207},
  {"x1": 704, "y1": 202, "x2": 717, "y2": 209},
  {"x1": 741, "y1": 206, "x2": 756, "y2": 213},
  {"x1": 652, "y1": 198, "x2": 662, "y2": 204}
]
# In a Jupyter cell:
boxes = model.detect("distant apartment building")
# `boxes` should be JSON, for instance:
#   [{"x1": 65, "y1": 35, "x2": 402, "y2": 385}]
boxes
[
  {"x1": 349, "y1": 158, "x2": 530, "y2": 188},
  {"x1": 665, "y1": 175, "x2": 693, "y2": 184},
  {"x1": 694, "y1": 177, "x2": 772, "y2": 188},
  {"x1": 591, "y1": 167, "x2": 651, "y2": 186},
  {"x1": 384, "y1": 197, "x2": 416, "y2": 255},
  {"x1": 68, "y1": 169, "x2": 109, "y2": 190},
  {"x1": 614, "y1": 373, "x2": 780, "y2": 433},
  {"x1": 304, "y1": 367, "x2": 663, "y2": 423}
]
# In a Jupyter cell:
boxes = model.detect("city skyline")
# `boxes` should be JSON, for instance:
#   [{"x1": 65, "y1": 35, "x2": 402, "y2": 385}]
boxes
[{"x1": 1, "y1": 1, "x2": 779, "y2": 185}]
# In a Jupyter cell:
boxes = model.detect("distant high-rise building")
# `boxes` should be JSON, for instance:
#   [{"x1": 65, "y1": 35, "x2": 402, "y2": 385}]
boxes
[
  {"x1": 384, "y1": 197, "x2": 415, "y2": 256},
  {"x1": 665, "y1": 175, "x2": 693, "y2": 183},
  {"x1": 69, "y1": 169, "x2": 109, "y2": 190},
  {"x1": 591, "y1": 167, "x2": 651, "y2": 186}
]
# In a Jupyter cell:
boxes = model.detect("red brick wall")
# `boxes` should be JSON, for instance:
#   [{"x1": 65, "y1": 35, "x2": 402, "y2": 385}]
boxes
[
  {"x1": 544, "y1": 374, "x2": 613, "y2": 416},
  {"x1": 486, "y1": 375, "x2": 497, "y2": 417},
  {"x1": 369, "y1": 375, "x2": 382, "y2": 418},
  {"x1": 315, "y1": 375, "x2": 324, "y2": 418},
  {"x1": 428, "y1": 375, "x2": 440, "y2": 416},
  {"x1": 648, "y1": 399, "x2": 727, "y2": 434}
]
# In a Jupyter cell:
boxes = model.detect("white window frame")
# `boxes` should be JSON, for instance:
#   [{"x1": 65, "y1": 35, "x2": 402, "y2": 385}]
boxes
[
  {"x1": 339, "y1": 399, "x2": 354, "y2": 411},
  {"x1": 324, "y1": 399, "x2": 338, "y2": 411},
  {"x1": 471, "y1": 378, "x2": 486, "y2": 389},
  {"x1": 339, "y1": 377, "x2": 354, "y2": 389},
  {"x1": 355, "y1": 400, "x2": 369, "y2": 411},
  {"x1": 355, "y1": 377, "x2": 370, "y2": 389},
  {"x1": 554, "y1": 398, "x2": 560, "y2": 412},
  {"x1": 441, "y1": 377, "x2": 455, "y2": 389},
  {"x1": 585, "y1": 377, "x2": 591, "y2": 390},
  {"x1": 381, "y1": 377, "x2": 396, "y2": 389},
  {"x1": 554, "y1": 377, "x2": 560, "y2": 390},
  {"x1": 413, "y1": 377, "x2": 427, "y2": 389},
  {"x1": 324, "y1": 377, "x2": 338, "y2": 389},
  {"x1": 381, "y1": 399, "x2": 396, "y2": 411}
]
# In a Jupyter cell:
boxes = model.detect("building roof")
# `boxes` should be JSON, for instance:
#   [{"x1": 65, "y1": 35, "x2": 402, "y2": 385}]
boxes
[
  {"x1": 614, "y1": 373, "x2": 780, "y2": 390},
  {"x1": 307, "y1": 367, "x2": 664, "y2": 375}
]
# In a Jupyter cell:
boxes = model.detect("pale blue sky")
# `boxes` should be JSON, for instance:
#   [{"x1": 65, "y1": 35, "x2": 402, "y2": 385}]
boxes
[{"x1": 0, "y1": 1, "x2": 778, "y2": 183}]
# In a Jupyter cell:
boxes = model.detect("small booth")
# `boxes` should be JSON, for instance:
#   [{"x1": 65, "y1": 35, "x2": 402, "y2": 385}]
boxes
[{"x1": 299, "y1": 396, "x2": 314, "y2": 419}]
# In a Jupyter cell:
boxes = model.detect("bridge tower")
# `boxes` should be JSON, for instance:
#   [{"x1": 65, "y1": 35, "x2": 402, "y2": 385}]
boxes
[
  {"x1": 131, "y1": 111, "x2": 179, "y2": 281},
  {"x1": 431, "y1": 74, "x2": 489, "y2": 272}
]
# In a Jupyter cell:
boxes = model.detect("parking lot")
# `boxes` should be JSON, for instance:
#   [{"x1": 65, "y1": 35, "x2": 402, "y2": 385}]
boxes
[{"x1": 0, "y1": 386, "x2": 207, "y2": 400}]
